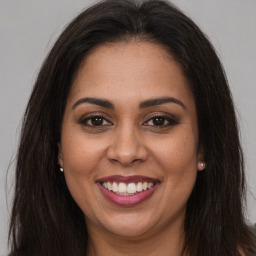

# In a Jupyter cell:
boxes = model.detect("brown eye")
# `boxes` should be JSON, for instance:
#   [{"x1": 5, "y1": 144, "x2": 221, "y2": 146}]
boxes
[
  {"x1": 152, "y1": 117, "x2": 165, "y2": 126},
  {"x1": 90, "y1": 116, "x2": 104, "y2": 126},
  {"x1": 79, "y1": 115, "x2": 112, "y2": 127},
  {"x1": 143, "y1": 115, "x2": 178, "y2": 128}
]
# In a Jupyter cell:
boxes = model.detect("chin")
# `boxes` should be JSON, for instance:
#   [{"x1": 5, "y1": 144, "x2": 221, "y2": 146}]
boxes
[
  {"x1": 99, "y1": 213, "x2": 155, "y2": 238},
  {"x1": 106, "y1": 223, "x2": 152, "y2": 238}
]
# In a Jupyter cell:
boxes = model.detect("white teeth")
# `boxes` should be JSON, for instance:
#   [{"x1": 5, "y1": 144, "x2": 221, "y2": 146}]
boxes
[
  {"x1": 142, "y1": 182, "x2": 148, "y2": 191},
  {"x1": 127, "y1": 183, "x2": 136, "y2": 194},
  {"x1": 137, "y1": 182, "x2": 143, "y2": 192},
  {"x1": 148, "y1": 182, "x2": 153, "y2": 189},
  {"x1": 107, "y1": 181, "x2": 112, "y2": 191},
  {"x1": 119, "y1": 182, "x2": 127, "y2": 193},
  {"x1": 102, "y1": 181, "x2": 158, "y2": 195},
  {"x1": 112, "y1": 182, "x2": 118, "y2": 192}
]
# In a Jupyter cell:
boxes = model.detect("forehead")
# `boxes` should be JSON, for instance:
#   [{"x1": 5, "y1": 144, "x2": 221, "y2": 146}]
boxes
[{"x1": 68, "y1": 41, "x2": 194, "y2": 107}]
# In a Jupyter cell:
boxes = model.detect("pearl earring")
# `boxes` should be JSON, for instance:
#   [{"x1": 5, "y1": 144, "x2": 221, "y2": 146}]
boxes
[
  {"x1": 200, "y1": 162, "x2": 206, "y2": 168},
  {"x1": 58, "y1": 156, "x2": 63, "y2": 172}
]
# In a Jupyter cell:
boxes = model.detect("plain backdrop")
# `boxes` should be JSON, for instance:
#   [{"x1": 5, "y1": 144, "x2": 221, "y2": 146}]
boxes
[{"x1": 0, "y1": 0, "x2": 255, "y2": 255}]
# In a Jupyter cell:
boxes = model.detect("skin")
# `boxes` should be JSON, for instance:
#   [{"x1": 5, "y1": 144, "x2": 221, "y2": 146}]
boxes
[{"x1": 59, "y1": 41, "x2": 205, "y2": 256}]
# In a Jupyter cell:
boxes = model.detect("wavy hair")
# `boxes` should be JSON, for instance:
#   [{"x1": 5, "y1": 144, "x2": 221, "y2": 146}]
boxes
[{"x1": 9, "y1": 0, "x2": 255, "y2": 255}]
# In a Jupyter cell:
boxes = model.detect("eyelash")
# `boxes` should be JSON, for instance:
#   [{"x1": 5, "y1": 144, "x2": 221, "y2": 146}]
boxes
[
  {"x1": 79, "y1": 112, "x2": 178, "y2": 129},
  {"x1": 143, "y1": 114, "x2": 178, "y2": 128},
  {"x1": 79, "y1": 113, "x2": 112, "y2": 127}
]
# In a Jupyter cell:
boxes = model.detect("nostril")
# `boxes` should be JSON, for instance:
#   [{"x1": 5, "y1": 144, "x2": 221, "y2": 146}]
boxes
[{"x1": 107, "y1": 146, "x2": 148, "y2": 164}]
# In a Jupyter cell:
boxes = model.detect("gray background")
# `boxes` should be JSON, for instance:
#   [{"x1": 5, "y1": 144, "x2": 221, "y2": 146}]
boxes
[{"x1": 0, "y1": 0, "x2": 255, "y2": 254}]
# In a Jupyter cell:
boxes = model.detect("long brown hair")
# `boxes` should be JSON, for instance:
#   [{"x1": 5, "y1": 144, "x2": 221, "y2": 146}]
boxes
[{"x1": 9, "y1": 0, "x2": 256, "y2": 255}]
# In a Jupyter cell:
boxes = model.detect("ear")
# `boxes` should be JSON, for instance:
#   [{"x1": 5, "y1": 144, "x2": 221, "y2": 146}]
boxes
[
  {"x1": 57, "y1": 143, "x2": 64, "y2": 168},
  {"x1": 197, "y1": 145, "x2": 206, "y2": 171}
]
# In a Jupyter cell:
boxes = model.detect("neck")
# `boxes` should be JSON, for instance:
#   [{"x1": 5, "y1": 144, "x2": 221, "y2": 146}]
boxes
[{"x1": 86, "y1": 219, "x2": 186, "y2": 256}]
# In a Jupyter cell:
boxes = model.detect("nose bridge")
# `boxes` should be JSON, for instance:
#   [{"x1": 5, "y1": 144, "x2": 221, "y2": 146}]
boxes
[{"x1": 107, "y1": 122, "x2": 147, "y2": 165}]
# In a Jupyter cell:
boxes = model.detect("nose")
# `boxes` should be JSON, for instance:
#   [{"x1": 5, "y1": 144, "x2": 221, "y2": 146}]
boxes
[{"x1": 107, "y1": 125, "x2": 148, "y2": 166}]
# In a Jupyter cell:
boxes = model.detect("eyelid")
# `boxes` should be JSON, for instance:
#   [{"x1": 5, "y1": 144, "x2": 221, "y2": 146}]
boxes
[
  {"x1": 78, "y1": 111, "x2": 178, "y2": 127},
  {"x1": 142, "y1": 112, "x2": 179, "y2": 126},
  {"x1": 143, "y1": 112, "x2": 177, "y2": 121}
]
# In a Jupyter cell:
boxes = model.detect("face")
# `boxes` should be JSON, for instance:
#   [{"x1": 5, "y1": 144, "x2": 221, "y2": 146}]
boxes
[{"x1": 59, "y1": 41, "x2": 204, "y2": 239}]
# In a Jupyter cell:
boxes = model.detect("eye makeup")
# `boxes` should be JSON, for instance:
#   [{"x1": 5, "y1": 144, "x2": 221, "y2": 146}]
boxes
[{"x1": 142, "y1": 112, "x2": 180, "y2": 128}]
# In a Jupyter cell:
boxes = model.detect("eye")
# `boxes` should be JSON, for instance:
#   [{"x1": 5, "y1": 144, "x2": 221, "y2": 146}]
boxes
[
  {"x1": 79, "y1": 115, "x2": 112, "y2": 127},
  {"x1": 143, "y1": 115, "x2": 178, "y2": 127}
]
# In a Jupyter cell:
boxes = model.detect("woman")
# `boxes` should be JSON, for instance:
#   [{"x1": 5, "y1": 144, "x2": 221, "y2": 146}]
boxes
[{"x1": 8, "y1": 0, "x2": 256, "y2": 255}]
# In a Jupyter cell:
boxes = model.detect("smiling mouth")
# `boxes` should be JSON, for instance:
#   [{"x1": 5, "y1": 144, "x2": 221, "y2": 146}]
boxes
[
  {"x1": 101, "y1": 181, "x2": 159, "y2": 196},
  {"x1": 96, "y1": 175, "x2": 160, "y2": 206},
  {"x1": 100, "y1": 181, "x2": 159, "y2": 195}
]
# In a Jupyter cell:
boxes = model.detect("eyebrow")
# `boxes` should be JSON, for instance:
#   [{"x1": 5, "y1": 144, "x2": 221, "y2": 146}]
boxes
[
  {"x1": 72, "y1": 97, "x2": 114, "y2": 110},
  {"x1": 72, "y1": 96, "x2": 186, "y2": 110},
  {"x1": 139, "y1": 97, "x2": 186, "y2": 109}
]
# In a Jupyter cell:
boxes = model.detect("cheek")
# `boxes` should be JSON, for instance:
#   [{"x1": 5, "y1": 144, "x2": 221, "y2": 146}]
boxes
[
  {"x1": 60, "y1": 128, "x2": 112, "y2": 200},
  {"x1": 60, "y1": 131, "x2": 97, "y2": 193},
  {"x1": 60, "y1": 133, "x2": 105, "y2": 216},
  {"x1": 152, "y1": 130, "x2": 198, "y2": 170},
  {"x1": 149, "y1": 128, "x2": 198, "y2": 195},
  {"x1": 61, "y1": 130, "x2": 106, "y2": 173}
]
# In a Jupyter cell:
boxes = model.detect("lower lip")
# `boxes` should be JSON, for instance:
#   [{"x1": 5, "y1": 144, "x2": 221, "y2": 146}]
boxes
[{"x1": 97, "y1": 183, "x2": 160, "y2": 206}]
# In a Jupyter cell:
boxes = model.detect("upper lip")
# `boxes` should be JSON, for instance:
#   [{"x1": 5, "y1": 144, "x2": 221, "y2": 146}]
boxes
[{"x1": 96, "y1": 175, "x2": 160, "y2": 184}]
